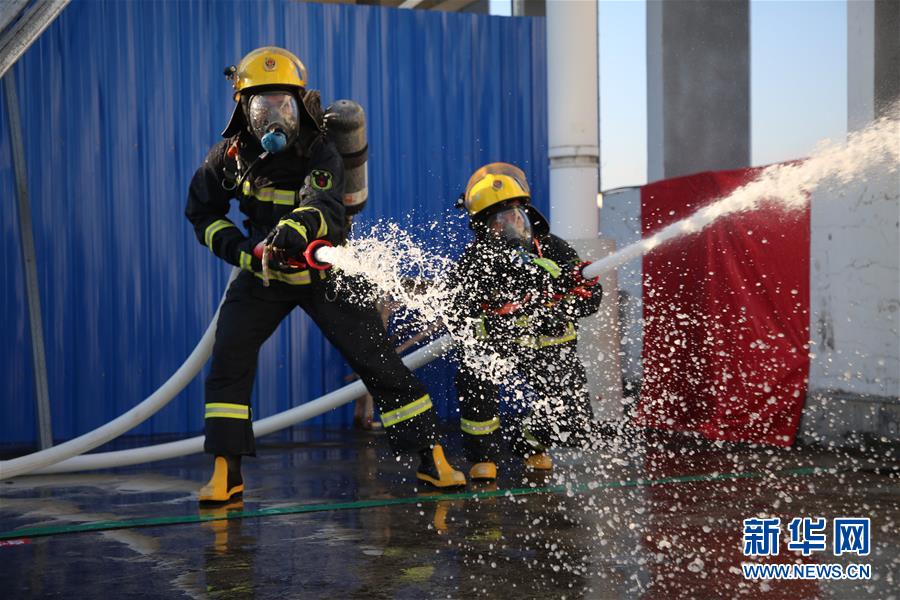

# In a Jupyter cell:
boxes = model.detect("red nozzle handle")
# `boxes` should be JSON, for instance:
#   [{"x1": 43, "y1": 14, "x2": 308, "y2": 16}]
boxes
[
  {"x1": 253, "y1": 241, "x2": 266, "y2": 260},
  {"x1": 304, "y1": 239, "x2": 333, "y2": 271},
  {"x1": 253, "y1": 241, "x2": 308, "y2": 268}
]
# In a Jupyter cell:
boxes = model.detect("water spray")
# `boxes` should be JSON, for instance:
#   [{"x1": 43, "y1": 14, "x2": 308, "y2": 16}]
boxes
[
  {"x1": 581, "y1": 106, "x2": 899, "y2": 281},
  {"x1": 322, "y1": 107, "x2": 899, "y2": 389}
]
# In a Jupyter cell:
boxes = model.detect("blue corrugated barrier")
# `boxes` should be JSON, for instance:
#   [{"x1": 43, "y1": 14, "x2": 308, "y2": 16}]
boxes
[{"x1": 0, "y1": 0, "x2": 547, "y2": 447}]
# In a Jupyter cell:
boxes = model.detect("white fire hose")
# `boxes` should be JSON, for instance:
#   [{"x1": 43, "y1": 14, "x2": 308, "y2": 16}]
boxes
[
  {"x1": 1, "y1": 244, "x2": 609, "y2": 480},
  {"x1": 0, "y1": 251, "x2": 453, "y2": 479},
  {"x1": 0, "y1": 269, "x2": 239, "y2": 480},
  {"x1": 30, "y1": 335, "x2": 453, "y2": 475}
]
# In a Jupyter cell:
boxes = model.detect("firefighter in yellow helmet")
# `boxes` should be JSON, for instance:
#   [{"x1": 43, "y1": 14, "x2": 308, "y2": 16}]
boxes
[
  {"x1": 447, "y1": 163, "x2": 603, "y2": 480},
  {"x1": 185, "y1": 47, "x2": 465, "y2": 503}
]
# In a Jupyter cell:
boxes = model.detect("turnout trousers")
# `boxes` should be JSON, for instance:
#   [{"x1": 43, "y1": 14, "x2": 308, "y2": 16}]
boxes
[
  {"x1": 204, "y1": 271, "x2": 438, "y2": 456},
  {"x1": 455, "y1": 340, "x2": 594, "y2": 462}
]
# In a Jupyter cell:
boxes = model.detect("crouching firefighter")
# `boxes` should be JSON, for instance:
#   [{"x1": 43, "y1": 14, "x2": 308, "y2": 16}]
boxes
[
  {"x1": 185, "y1": 47, "x2": 465, "y2": 503},
  {"x1": 448, "y1": 163, "x2": 603, "y2": 481}
]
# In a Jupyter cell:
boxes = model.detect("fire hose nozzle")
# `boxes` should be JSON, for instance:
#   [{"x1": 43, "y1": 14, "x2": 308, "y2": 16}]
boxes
[
  {"x1": 252, "y1": 239, "x2": 333, "y2": 271},
  {"x1": 574, "y1": 261, "x2": 600, "y2": 285},
  {"x1": 304, "y1": 239, "x2": 333, "y2": 270}
]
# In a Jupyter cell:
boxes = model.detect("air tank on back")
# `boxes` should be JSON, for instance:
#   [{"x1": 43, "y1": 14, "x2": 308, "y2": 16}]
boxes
[{"x1": 325, "y1": 100, "x2": 368, "y2": 215}]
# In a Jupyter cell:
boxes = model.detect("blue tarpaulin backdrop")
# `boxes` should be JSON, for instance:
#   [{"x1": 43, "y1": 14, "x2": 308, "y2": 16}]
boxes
[{"x1": 0, "y1": 0, "x2": 547, "y2": 447}]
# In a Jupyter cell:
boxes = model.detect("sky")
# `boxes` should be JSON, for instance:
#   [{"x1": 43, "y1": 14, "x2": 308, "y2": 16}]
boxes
[{"x1": 490, "y1": 0, "x2": 849, "y2": 191}]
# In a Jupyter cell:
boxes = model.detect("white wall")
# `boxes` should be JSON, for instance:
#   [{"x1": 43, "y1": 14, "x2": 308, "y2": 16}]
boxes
[
  {"x1": 798, "y1": 0, "x2": 900, "y2": 445},
  {"x1": 802, "y1": 166, "x2": 900, "y2": 444},
  {"x1": 570, "y1": 239, "x2": 625, "y2": 422},
  {"x1": 599, "y1": 187, "x2": 643, "y2": 388},
  {"x1": 808, "y1": 171, "x2": 900, "y2": 397}
]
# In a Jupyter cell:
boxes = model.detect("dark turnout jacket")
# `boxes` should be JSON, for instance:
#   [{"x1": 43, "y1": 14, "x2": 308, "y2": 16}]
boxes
[
  {"x1": 448, "y1": 233, "x2": 603, "y2": 347},
  {"x1": 185, "y1": 129, "x2": 346, "y2": 281}
]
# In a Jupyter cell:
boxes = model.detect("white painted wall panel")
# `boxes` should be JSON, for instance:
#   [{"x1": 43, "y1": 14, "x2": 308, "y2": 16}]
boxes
[
  {"x1": 599, "y1": 187, "x2": 643, "y2": 387},
  {"x1": 808, "y1": 169, "x2": 900, "y2": 399}
]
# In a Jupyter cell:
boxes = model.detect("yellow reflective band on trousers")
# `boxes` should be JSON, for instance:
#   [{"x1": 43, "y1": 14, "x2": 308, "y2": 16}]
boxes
[
  {"x1": 515, "y1": 322, "x2": 577, "y2": 349},
  {"x1": 291, "y1": 206, "x2": 328, "y2": 239},
  {"x1": 241, "y1": 180, "x2": 296, "y2": 206},
  {"x1": 380, "y1": 395, "x2": 432, "y2": 428},
  {"x1": 204, "y1": 219, "x2": 236, "y2": 251},
  {"x1": 205, "y1": 403, "x2": 250, "y2": 420},
  {"x1": 461, "y1": 416, "x2": 500, "y2": 436}
]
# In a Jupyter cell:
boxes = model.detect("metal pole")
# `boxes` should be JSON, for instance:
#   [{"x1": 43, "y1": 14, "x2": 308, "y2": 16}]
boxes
[
  {"x1": 0, "y1": 0, "x2": 69, "y2": 79},
  {"x1": 4, "y1": 72, "x2": 53, "y2": 449},
  {"x1": 0, "y1": 0, "x2": 30, "y2": 33}
]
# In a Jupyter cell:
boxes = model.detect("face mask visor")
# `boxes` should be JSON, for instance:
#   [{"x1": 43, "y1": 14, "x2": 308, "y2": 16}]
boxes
[
  {"x1": 247, "y1": 92, "x2": 300, "y2": 152},
  {"x1": 485, "y1": 204, "x2": 533, "y2": 246}
]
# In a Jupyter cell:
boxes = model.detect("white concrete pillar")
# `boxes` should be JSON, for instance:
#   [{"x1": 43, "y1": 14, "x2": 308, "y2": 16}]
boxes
[
  {"x1": 546, "y1": 0, "x2": 599, "y2": 240},
  {"x1": 848, "y1": 0, "x2": 900, "y2": 130},
  {"x1": 547, "y1": 0, "x2": 623, "y2": 418},
  {"x1": 848, "y1": 0, "x2": 876, "y2": 132}
]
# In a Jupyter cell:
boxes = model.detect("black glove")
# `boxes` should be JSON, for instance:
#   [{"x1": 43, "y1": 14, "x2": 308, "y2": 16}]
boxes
[
  {"x1": 550, "y1": 261, "x2": 599, "y2": 298},
  {"x1": 267, "y1": 218, "x2": 308, "y2": 259},
  {"x1": 242, "y1": 236, "x2": 304, "y2": 273},
  {"x1": 265, "y1": 248, "x2": 305, "y2": 273},
  {"x1": 542, "y1": 262, "x2": 603, "y2": 321}
]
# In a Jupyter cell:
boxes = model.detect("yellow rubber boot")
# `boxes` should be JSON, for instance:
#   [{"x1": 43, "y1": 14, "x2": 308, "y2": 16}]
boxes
[
  {"x1": 416, "y1": 444, "x2": 466, "y2": 488},
  {"x1": 524, "y1": 452, "x2": 553, "y2": 471},
  {"x1": 199, "y1": 456, "x2": 244, "y2": 503},
  {"x1": 469, "y1": 462, "x2": 498, "y2": 481}
]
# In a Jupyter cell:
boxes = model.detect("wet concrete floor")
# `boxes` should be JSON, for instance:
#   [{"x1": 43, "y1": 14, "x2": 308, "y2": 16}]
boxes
[{"x1": 1, "y1": 428, "x2": 898, "y2": 599}]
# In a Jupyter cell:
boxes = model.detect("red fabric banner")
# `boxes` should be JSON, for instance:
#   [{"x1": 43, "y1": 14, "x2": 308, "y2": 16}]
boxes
[{"x1": 634, "y1": 168, "x2": 810, "y2": 446}]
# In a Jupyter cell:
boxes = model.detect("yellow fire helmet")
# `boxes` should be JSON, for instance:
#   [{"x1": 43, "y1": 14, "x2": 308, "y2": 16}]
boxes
[
  {"x1": 221, "y1": 46, "x2": 315, "y2": 139},
  {"x1": 461, "y1": 162, "x2": 549, "y2": 235},
  {"x1": 227, "y1": 47, "x2": 308, "y2": 101},
  {"x1": 463, "y1": 162, "x2": 531, "y2": 216}
]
